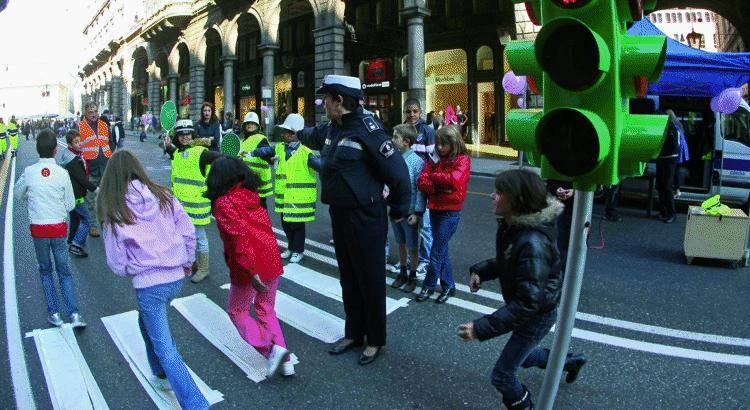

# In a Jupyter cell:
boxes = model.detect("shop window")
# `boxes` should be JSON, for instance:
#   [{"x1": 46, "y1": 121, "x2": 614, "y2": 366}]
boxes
[
  {"x1": 476, "y1": 46, "x2": 494, "y2": 71},
  {"x1": 214, "y1": 86, "x2": 224, "y2": 116},
  {"x1": 297, "y1": 97, "x2": 305, "y2": 120},
  {"x1": 477, "y1": 82, "x2": 496, "y2": 145},
  {"x1": 425, "y1": 49, "x2": 468, "y2": 138},
  {"x1": 274, "y1": 73, "x2": 293, "y2": 121}
]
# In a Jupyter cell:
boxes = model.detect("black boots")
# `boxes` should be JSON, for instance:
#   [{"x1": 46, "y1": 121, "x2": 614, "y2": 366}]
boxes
[
  {"x1": 503, "y1": 386, "x2": 533, "y2": 409},
  {"x1": 563, "y1": 354, "x2": 588, "y2": 383},
  {"x1": 435, "y1": 287, "x2": 456, "y2": 304},
  {"x1": 391, "y1": 274, "x2": 408, "y2": 289}
]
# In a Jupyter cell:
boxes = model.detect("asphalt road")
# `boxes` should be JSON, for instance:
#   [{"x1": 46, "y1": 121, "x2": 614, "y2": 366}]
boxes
[{"x1": 1, "y1": 135, "x2": 748, "y2": 409}]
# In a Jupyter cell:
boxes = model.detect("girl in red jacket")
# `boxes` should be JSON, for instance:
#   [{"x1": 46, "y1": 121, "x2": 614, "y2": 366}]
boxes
[
  {"x1": 204, "y1": 156, "x2": 294, "y2": 378},
  {"x1": 416, "y1": 125, "x2": 471, "y2": 304}
]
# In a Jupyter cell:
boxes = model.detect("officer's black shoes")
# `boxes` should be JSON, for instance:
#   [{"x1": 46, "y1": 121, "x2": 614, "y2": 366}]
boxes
[
  {"x1": 358, "y1": 346, "x2": 382, "y2": 366},
  {"x1": 328, "y1": 338, "x2": 363, "y2": 355},
  {"x1": 403, "y1": 277, "x2": 418, "y2": 293},
  {"x1": 391, "y1": 274, "x2": 408, "y2": 289},
  {"x1": 435, "y1": 288, "x2": 456, "y2": 304},
  {"x1": 415, "y1": 287, "x2": 434, "y2": 302},
  {"x1": 564, "y1": 354, "x2": 588, "y2": 383},
  {"x1": 503, "y1": 385, "x2": 533, "y2": 409}
]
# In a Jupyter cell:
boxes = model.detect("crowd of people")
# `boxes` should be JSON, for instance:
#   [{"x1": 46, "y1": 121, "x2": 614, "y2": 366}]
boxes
[{"x1": 10, "y1": 75, "x2": 594, "y2": 410}]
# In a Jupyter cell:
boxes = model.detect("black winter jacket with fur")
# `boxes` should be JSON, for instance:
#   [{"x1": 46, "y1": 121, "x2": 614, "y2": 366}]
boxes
[{"x1": 471, "y1": 198, "x2": 564, "y2": 341}]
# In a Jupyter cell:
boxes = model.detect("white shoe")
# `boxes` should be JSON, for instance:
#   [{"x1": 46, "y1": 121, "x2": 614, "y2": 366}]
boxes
[
  {"x1": 280, "y1": 250, "x2": 292, "y2": 259},
  {"x1": 47, "y1": 313, "x2": 63, "y2": 327},
  {"x1": 416, "y1": 262, "x2": 428, "y2": 280},
  {"x1": 281, "y1": 361, "x2": 295, "y2": 377},
  {"x1": 386, "y1": 263, "x2": 400, "y2": 273},
  {"x1": 150, "y1": 375, "x2": 172, "y2": 391},
  {"x1": 70, "y1": 313, "x2": 87, "y2": 328},
  {"x1": 289, "y1": 253, "x2": 303, "y2": 264},
  {"x1": 267, "y1": 345, "x2": 290, "y2": 377}
]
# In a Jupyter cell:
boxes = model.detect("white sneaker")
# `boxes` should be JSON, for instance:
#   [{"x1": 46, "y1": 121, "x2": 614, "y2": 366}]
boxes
[
  {"x1": 47, "y1": 313, "x2": 63, "y2": 327},
  {"x1": 267, "y1": 345, "x2": 290, "y2": 377},
  {"x1": 280, "y1": 250, "x2": 292, "y2": 259},
  {"x1": 289, "y1": 253, "x2": 303, "y2": 264},
  {"x1": 416, "y1": 262, "x2": 428, "y2": 280},
  {"x1": 70, "y1": 313, "x2": 87, "y2": 328},
  {"x1": 281, "y1": 361, "x2": 295, "y2": 377},
  {"x1": 150, "y1": 375, "x2": 172, "y2": 391},
  {"x1": 385, "y1": 263, "x2": 397, "y2": 273}
]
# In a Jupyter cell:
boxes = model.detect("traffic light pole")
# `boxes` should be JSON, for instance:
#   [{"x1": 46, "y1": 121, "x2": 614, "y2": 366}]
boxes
[{"x1": 537, "y1": 189, "x2": 594, "y2": 410}]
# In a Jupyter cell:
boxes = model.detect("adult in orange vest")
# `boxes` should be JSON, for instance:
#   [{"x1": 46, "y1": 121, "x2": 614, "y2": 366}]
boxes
[{"x1": 78, "y1": 102, "x2": 112, "y2": 237}]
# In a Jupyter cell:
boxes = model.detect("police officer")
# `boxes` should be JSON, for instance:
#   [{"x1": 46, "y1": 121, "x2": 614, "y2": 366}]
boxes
[
  {"x1": 8, "y1": 116, "x2": 20, "y2": 157},
  {"x1": 299, "y1": 75, "x2": 411, "y2": 365},
  {"x1": 0, "y1": 117, "x2": 7, "y2": 159}
]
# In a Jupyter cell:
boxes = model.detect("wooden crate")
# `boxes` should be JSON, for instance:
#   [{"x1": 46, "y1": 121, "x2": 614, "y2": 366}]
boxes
[{"x1": 684, "y1": 206, "x2": 749, "y2": 268}]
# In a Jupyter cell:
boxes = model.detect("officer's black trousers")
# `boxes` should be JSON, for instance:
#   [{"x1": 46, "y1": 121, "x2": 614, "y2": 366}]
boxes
[{"x1": 329, "y1": 203, "x2": 388, "y2": 347}]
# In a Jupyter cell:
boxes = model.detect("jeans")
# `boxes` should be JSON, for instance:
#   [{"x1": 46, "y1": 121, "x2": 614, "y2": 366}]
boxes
[
  {"x1": 280, "y1": 217, "x2": 305, "y2": 254},
  {"x1": 227, "y1": 279, "x2": 286, "y2": 358},
  {"x1": 68, "y1": 203, "x2": 91, "y2": 248},
  {"x1": 32, "y1": 237, "x2": 79, "y2": 315},
  {"x1": 195, "y1": 225, "x2": 209, "y2": 254},
  {"x1": 84, "y1": 171, "x2": 102, "y2": 230},
  {"x1": 423, "y1": 210, "x2": 461, "y2": 290},
  {"x1": 491, "y1": 310, "x2": 557, "y2": 402},
  {"x1": 418, "y1": 208, "x2": 432, "y2": 265},
  {"x1": 137, "y1": 279, "x2": 209, "y2": 410},
  {"x1": 656, "y1": 158, "x2": 677, "y2": 218}
]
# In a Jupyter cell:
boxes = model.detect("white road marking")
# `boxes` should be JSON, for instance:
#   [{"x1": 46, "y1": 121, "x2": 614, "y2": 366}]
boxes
[
  {"x1": 279, "y1": 230, "x2": 750, "y2": 349},
  {"x1": 26, "y1": 326, "x2": 108, "y2": 410},
  {"x1": 101, "y1": 311, "x2": 224, "y2": 407},
  {"x1": 3, "y1": 157, "x2": 36, "y2": 409}
]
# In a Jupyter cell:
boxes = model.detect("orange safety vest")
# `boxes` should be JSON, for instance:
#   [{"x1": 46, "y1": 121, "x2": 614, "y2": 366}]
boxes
[{"x1": 79, "y1": 119, "x2": 112, "y2": 160}]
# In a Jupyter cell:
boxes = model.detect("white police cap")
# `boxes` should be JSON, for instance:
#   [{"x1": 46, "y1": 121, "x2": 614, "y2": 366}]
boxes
[
  {"x1": 174, "y1": 119, "x2": 194, "y2": 135},
  {"x1": 316, "y1": 75, "x2": 364, "y2": 100}
]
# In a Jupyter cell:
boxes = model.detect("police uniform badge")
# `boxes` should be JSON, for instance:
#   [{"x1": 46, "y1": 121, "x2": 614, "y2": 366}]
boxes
[
  {"x1": 363, "y1": 117, "x2": 381, "y2": 132},
  {"x1": 182, "y1": 151, "x2": 190, "y2": 158},
  {"x1": 379, "y1": 140, "x2": 395, "y2": 158}
]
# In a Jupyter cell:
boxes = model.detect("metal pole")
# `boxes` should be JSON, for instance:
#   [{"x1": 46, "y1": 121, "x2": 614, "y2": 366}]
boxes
[{"x1": 536, "y1": 190, "x2": 594, "y2": 409}]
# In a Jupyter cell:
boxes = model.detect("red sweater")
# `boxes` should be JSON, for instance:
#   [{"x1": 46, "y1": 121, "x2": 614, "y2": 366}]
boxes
[
  {"x1": 212, "y1": 184, "x2": 283, "y2": 284},
  {"x1": 417, "y1": 154, "x2": 470, "y2": 211}
]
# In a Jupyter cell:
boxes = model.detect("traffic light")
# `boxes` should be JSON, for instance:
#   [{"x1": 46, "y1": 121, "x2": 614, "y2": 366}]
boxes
[{"x1": 505, "y1": 0, "x2": 669, "y2": 191}]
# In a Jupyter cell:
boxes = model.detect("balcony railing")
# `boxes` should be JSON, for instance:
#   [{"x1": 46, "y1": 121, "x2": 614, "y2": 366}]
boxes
[{"x1": 141, "y1": 0, "x2": 193, "y2": 33}]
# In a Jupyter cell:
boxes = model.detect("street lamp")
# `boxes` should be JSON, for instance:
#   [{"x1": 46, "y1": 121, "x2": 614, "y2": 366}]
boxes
[{"x1": 686, "y1": 28, "x2": 704, "y2": 49}]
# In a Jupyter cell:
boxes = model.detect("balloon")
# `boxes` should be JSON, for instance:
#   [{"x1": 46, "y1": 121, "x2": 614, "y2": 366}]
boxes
[
  {"x1": 315, "y1": 98, "x2": 323, "y2": 106},
  {"x1": 517, "y1": 97, "x2": 526, "y2": 109},
  {"x1": 710, "y1": 96, "x2": 720, "y2": 113},
  {"x1": 260, "y1": 105, "x2": 270, "y2": 113},
  {"x1": 716, "y1": 87, "x2": 744, "y2": 114},
  {"x1": 502, "y1": 71, "x2": 527, "y2": 95}
]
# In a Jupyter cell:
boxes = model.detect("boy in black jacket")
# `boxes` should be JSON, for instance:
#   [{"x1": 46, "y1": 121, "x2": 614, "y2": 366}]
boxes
[{"x1": 58, "y1": 130, "x2": 98, "y2": 257}]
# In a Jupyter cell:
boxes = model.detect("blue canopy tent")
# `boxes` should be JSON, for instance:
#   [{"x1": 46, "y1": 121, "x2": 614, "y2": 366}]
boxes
[{"x1": 628, "y1": 18, "x2": 750, "y2": 97}]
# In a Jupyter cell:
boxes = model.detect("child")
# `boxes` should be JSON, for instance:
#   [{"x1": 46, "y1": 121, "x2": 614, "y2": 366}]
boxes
[
  {"x1": 163, "y1": 119, "x2": 221, "y2": 283},
  {"x1": 238, "y1": 111, "x2": 274, "y2": 209},
  {"x1": 458, "y1": 169, "x2": 587, "y2": 410},
  {"x1": 58, "y1": 130, "x2": 98, "y2": 257},
  {"x1": 389, "y1": 124, "x2": 426, "y2": 293},
  {"x1": 273, "y1": 114, "x2": 321, "y2": 264},
  {"x1": 205, "y1": 156, "x2": 294, "y2": 377},
  {"x1": 416, "y1": 125, "x2": 470, "y2": 304},
  {"x1": 99, "y1": 150, "x2": 209, "y2": 409},
  {"x1": 14, "y1": 130, "x2": 86, "y2": 328}
]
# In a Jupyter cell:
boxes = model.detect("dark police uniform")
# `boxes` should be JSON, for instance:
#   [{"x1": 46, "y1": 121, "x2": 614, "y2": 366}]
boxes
[{"x1": 300, "y1": 102, "x2": 410, "y2": 348}]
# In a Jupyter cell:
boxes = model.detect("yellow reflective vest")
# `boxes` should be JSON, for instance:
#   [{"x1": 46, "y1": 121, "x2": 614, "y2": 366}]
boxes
[
  {"x1": 0, "y1": 123, "x2": 6, "y2": 154},
  {"x1": 240, "y1": 132, "x2": 273, "y2": 197},
  {"x1": 171, "y1": 146, "x2": 212, "y2": 226},
  {"x1": 274, "y1": 143, "x2": 317, "y2": 222},
  {"x1": 7, "y1": 123, "x2": 19, "y2": 150}
]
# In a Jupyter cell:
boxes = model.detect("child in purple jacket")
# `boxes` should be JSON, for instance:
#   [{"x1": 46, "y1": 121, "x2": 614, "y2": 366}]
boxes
[{"x1": 98, "y1": 150, "x2": 209, "y2": 410}]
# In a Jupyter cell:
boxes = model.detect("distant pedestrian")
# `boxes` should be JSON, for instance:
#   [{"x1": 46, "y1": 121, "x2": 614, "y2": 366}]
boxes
[
  {"x1": 111, "y1": 116, "x2": 125, "y2": 148},
  {"x1": 78, "y1": 102, "x2": 112, "y2": 238},
  {"x1": 459, "y1": 169, "x2": 587, "y2": 410},
  {"x1": 656, "y1": 109, "x2": 682, "y2": 224},
  {"x1": 98, "y1": 150, "x2": 209, "y2": 409},
  {"x1": 194, "y1": 102, "x2": 222, "y2": 152},
  {"x1": 57, "y1": 130, "x2": 98, "y2": 258},
  {"x1": 416, "y1": 125, "x2": 470, "y2": 304},
  {"x1": 205, "y1": 156, "x2": 295, "y2": 377},
  {"x1": 14, "y1": 130, "x2": 86, "y2": 328}
]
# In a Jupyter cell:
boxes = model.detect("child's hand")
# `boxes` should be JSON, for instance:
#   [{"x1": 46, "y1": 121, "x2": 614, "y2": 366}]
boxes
[
  {"x1": 183, "y1": 266, "x2": 193, "y2": 276},
  {"x1": 458, "y1": 323, "x2": 476, "y2": 341},
  {"x1": 469, "y1": 273, "x2": 482, "y2": 293},
  {"x1": 407, "y1": 214, "x2": 419, "y2": 225},
  {"x1": 251, "y1": 274, "x2": 268, "y2": 292}
]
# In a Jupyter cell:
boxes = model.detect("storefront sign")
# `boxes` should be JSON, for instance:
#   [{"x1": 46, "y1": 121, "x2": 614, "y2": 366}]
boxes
[
  {"x1": 240, "y1": 84, "x2": 252, "y2": 92},
  {"x1": 426, "y1": 74, "x2": 468, "y2": 86},
  {"x1": 363, "y1": 81, "x2": 391, "y2": 89}
]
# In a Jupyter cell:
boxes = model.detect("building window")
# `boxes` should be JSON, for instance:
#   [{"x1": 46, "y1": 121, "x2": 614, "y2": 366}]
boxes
[
  {"x1": 355, "y1": 4, "x2": 370, "y2": 34},
  {"x1": 657, "y1": 13, "x2": 662, "y2": 23},
  {"x1": 476, "y1": 46, "x2": 493, "y2": 71},
  {"x1": 677, "y1": 13, "x2": 682, "y2": 23},
  {"x1": 666, "y1": 13, "x2": 671, "y2": 23},
  {"x1": 691, "y1": 12, "x2": 697, "y2": 22},
  {"x1": 671, "y1": 13, "x2": 677, "y2": 23},
  {"x1": 686, "y1": 12, "x2": 691, "y2": 23},
  {"x1": 674, "y1": 34, "x2": 679, "y2": 40},
  {"x1": 705, "y1": 12, "x2": 711, "y2": 23}
]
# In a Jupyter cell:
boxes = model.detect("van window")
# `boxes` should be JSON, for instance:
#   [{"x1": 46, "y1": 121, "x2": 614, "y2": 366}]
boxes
[{"x1": 723, "y1": 107, "x2": 750, "y2": 147}]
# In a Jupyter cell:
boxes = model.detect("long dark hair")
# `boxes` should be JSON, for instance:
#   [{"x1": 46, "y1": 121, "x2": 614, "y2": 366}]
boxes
[
  {"x1": 204, "y1": 155, "x2": 263, "y2": 202},
  {"x1": 199, "y1": 101, "x2": 218, "y2": 124},
  {"x1": 97, "y1": 150, "x2": 175, "y2": 227},
  {"x1": 494, "y1": 169, "x2": 549, "y2": 215}
]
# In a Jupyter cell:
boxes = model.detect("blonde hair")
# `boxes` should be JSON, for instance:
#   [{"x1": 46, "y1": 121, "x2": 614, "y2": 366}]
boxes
[
  {"x1": 392, "y1": 123, "x2": 418, "y2": 146},
  {"x1": 435, "y1": 125, "x2": 467, "y2": 159}
]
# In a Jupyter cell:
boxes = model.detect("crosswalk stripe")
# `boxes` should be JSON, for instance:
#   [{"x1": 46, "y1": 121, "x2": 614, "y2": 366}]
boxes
[
  {"x1": 282, "y1": 263, "x2": 410, "y2": 315},
  {"x1": 219, "y1": 284, "x2": 344, "y2": 344},
  {"x1": 101, "y1": 311, "x2": 224, "y2": 407},
  {"x1": 26, "y1": 325, "x2": 108, "y2": 410}
]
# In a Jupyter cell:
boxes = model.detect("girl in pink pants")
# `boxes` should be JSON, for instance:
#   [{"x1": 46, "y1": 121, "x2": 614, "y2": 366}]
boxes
[{"x1": 206, "y1": 156, "x2": 294, "y2": 377}]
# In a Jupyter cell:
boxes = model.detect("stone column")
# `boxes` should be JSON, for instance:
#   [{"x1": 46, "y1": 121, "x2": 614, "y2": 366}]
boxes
[
  {"x1": 258, "y1": 44, "x2": 278, "y2": 135},
  {"x1": 401, "y1": 5, "x2": 430, "y2": 114},
  {"x1": 122, "y1": 79, "x2": 132, "y2": 125},
  {"x1": 189, "y1": 63, "x2": 205, "y2": 121},
  {"x1": 111, "y1": 76, "x2": 123, "y2": 119},
  {"x1": 312, "y1": 25, "x2": 346, "y2": 123},
  {"x1": 222, "y1": 56, "x2": 237, "y2": 120},
  {"x1": 168, "y1": 74, "x2": 178, "y2": 106},
  {"x1": 147, "y1": 75, "x2": 161, "y2": 128},
  {"x1": 105, "y1": 81, "x2": 113, "y2": 112}
]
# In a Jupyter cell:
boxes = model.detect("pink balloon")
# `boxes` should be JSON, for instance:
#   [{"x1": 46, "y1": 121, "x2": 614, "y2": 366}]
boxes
[
  {"x1": 716, "y1": 87, "x2": 744, "y2": 114},
  {"x1": 502, "y1": 71, "x2": 527, "y2": 95},
  {"x1": 260, "y1": 105, "x2": 270, "y2": 113},
  {"x1": 517, "y1": 97, "x2": 526, "y2": 109},
  {"x1": 315, "y1": 98, "x2": 323, "y2": 106}
]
